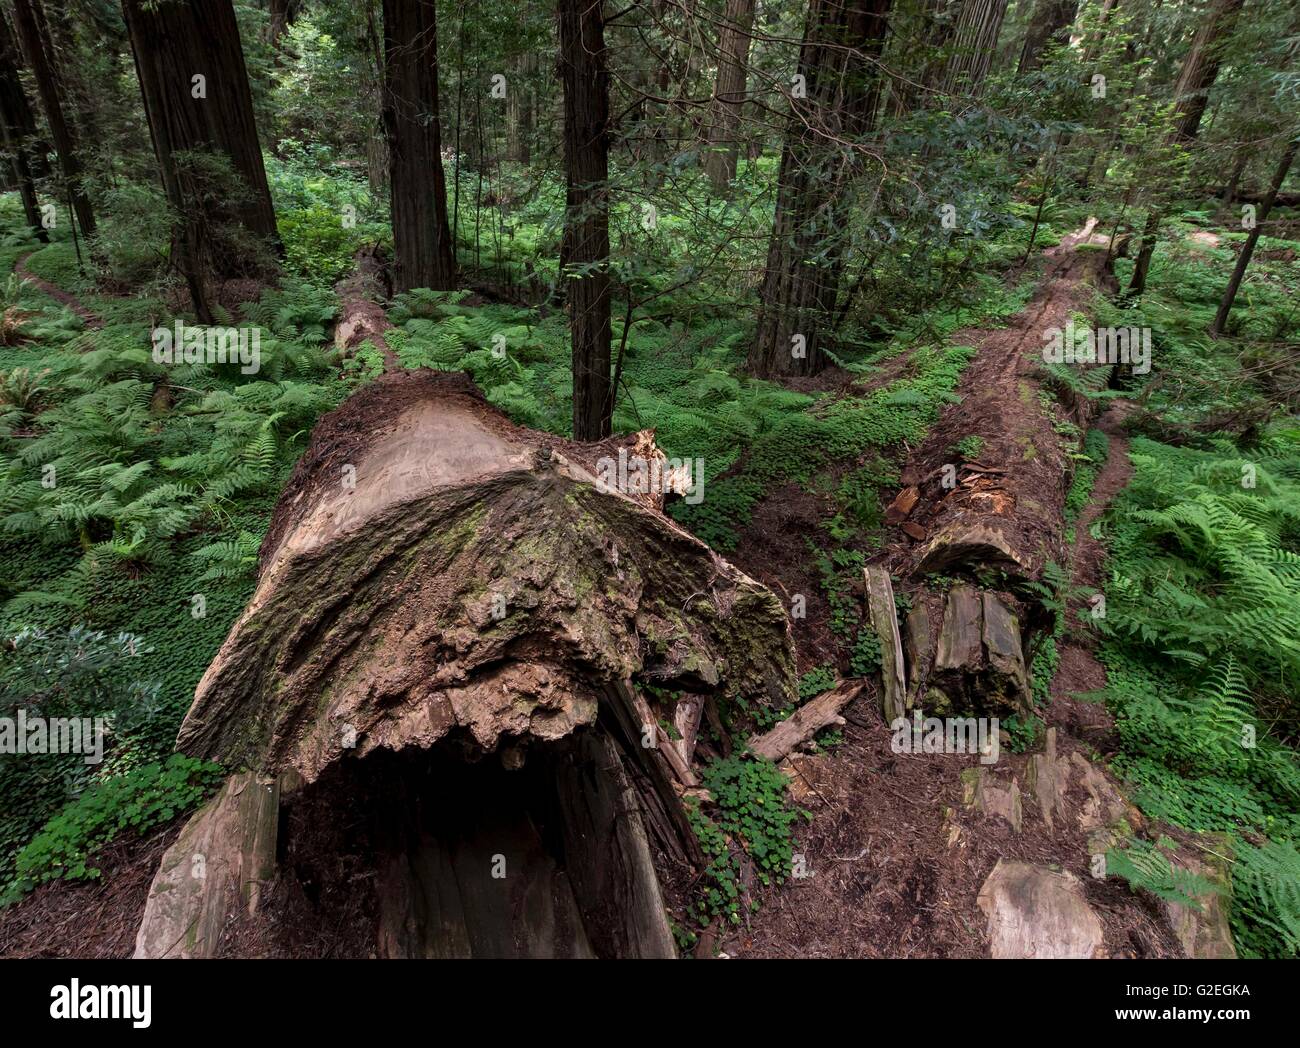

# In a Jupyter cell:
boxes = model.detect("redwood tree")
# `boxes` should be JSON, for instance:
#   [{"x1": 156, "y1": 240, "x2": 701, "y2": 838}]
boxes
[
  {"x1": 1018, "y1": 0, "x2": 1079, "y2": 73},
  {"x1": 703, "y1": 0, "x2": 757, "y2": 191},
  {"x1": 749, "y1": 0, "x2": 892, "y2": 378},
  {"x1": 381, "y1": 0, "x2": 456, "y2": 294},
  {"x1": 122, "y1": 0, "x2": 280, "y2": 320},
  {"x1": 0, "y1": 10, "x2": 46, "y2": 242},
  {"x1": 558, "y1": 0, "x2": 613, "y2": 440},
  {"x1": 10, "y1": 0, "x2": 94, "y2": 238}
]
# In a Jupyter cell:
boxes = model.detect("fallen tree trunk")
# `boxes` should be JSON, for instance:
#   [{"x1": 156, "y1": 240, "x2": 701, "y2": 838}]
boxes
[
  {"x1": 877, "y1": 223, "x2": 1117, "y2": 718},
  {"x1": 135, "y1": 370, "x2": 797, "y2": 958},
  {"x1": 333, "y1": 243, "x2": 395, "y2": 368}
]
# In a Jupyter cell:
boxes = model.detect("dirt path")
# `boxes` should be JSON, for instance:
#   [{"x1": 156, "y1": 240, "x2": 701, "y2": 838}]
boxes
[
  {"x1": 1048, "y1": 400, "x2": 1134, "y2": 747},
  {"x1": 14, "y1": 251, "x2": 102, "y2": 330}
]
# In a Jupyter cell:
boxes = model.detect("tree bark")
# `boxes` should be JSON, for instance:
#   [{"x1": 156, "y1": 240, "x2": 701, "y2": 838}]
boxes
[
  {"x1": 0, "y1": 11, "x2": 47, "y2": 242},
  {"x1": 749, "y1": 0, "x2": 892, "y2": 378},
  {"x1": 1170, "y1": 0, "x2": 1247, "y2": 145},
  {"x1": 558, "y1": 0, "x2": 613, "y2": 439},
  {"x1": 941, "y1": 0, "x2": 1009, "y2": 94},
  {"x1": 122, "y1": 0, "x2": 280, "y2": 320},
  {"x1": 506, "y1": 51, "x2": 535, "y2": 164},
  {"x1": 703, "y1": 0, "x2": 756, "y2": 191},
  {"x1": 1211, "y1": 137, "x2": 1298, "y2": 336},
  {"x1": 10, "y1": 0, "x2": 94, "y2": 238},
  {"x1": 1018, "y1": 0, "x2": 1079, "y2": 73},
  {"x1": 381, "y1": 0, "x2": 457, "y2": 294}
]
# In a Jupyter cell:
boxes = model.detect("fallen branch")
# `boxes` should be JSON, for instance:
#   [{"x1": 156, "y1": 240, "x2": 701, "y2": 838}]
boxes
[{"x1": 747, "y1": 681, "x2": 865, "y2": 762}]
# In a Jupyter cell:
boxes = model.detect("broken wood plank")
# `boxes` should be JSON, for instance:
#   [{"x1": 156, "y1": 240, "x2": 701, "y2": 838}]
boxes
[
  {"x1": 864, "y1": 566, "x2": 907, "y2": 722},
  {"x1": 746, "y1": 681, "x2": 864, "y2": 762},
  {"x1": 884, "y1": 485, "x2": 920, "y2": 524}
]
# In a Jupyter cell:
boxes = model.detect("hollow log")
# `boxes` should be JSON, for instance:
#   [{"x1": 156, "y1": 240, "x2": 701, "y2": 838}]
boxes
[{"x1": 135, "y1": 369, "x2": 797, "y2": 958}]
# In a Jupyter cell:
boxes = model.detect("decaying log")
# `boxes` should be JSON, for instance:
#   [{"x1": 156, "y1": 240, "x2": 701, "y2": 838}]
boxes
[
  {"x1": 333, "y1": 243, "x2": 395, "y2": 363},
  {"x1": 747, "y1": 681, "x2": 865, "y2": 761},
  {"x1": 864, "y1": 566, "x2": 907, "y2": 722},
  {"x1": 136, "y1": 370, "x2": 797, "y2": 958},
  {"x1": 926, "y1": 585, "x2": 1031, "y2": 716}
]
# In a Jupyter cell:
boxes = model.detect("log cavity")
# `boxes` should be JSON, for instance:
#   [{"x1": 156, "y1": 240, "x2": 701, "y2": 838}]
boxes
[{"x1": 265, "y1": 727, "x2": 677, "y2": 959}]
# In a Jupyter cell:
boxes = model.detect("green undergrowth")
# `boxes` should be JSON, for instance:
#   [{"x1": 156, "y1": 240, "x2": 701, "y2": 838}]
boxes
[{"x1": 1085, "y1": 219, "x2": 1300, "y2": 957}]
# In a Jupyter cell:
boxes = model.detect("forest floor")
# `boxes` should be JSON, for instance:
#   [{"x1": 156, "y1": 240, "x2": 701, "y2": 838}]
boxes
[{"x1": 1, "y1": 208, "x2": 1289, "y2": 958}]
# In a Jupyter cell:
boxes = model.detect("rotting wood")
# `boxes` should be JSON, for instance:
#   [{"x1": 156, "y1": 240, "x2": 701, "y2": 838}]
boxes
[
  {"x1": 746, "y1": 681, "x2": 865, "y2": 761},
  {"x1": 864, "y1": 566, "x2": 907, "y2": 722}
]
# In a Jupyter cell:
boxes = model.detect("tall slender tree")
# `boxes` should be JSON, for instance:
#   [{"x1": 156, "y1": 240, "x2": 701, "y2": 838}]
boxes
[
  {"x1": 10, "y1": 0, "x2": 95, "y2": 238},
  {"x1": 558, "y1": 0, "x2": 613, "y2": 440},
  {"x1": 122, "y1": 0, "x2": 280, "y2": 321},
  {"x1": 1211, "y1": 135, "x2": 1298, "y2": 336},
  {"x1": 703, "y1": 0, "x2": 757, "y2": 191},
  {"x1": 941, "y1": 0, "x2": 1009, "y2": 94},
  {"x1": 381, "y1": 0, "x2": 457, "y2": 293},
  {"x1": 1128, "y1": 0, "x2": 1246, "y2": 296},
  {"x1": 0, "y1": 10, "x2": 47, "y2": 242},
  {"x1": 749, "y1": 0, "x2": 892, "y2": 378}
]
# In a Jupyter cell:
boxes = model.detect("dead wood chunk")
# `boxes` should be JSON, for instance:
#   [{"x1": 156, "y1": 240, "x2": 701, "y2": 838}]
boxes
[
  {"x1": 961, "y1": 767, "x2": 1023, "y2": 832},
  {"x1": 864, "y1": 566, "x2": 907, "y2": 722},
  {"x1": 134, "y1": 772, "x2": 280, "y2": 959},
  {"x1": 747, "y1": 682, "x2": 864, "y2": 762},
  {"x1": 1162, "y1": 835, "x2": 1237, "y2": 959},
  {"x1": 901, "y1": 521, "x2": 927, "y2": 541},
  {"x1": 980, "y1": 592, "x2": 1031, "y2": 713},
  {"x1": 903, "y1": 603, "x2": 931, "y2": 700},
  {"x1": 671, "y1": 693, "x2": 705, "y2": 769},
  {"x1": 977, "y1": 860, "x2": 1104, "y2": 959},
  {"x1": 930, "y1": 587, "x2": 1032, "y2": 716},
  {"x1": 934, "y1": 585, "x2": 983, "y2": 674},
  {"x1": 916, "y1": 522, "x2": 1026, "y2": 576},
  {"x1": 884, "y1": 485, "x2": 920, "y2": 524}
]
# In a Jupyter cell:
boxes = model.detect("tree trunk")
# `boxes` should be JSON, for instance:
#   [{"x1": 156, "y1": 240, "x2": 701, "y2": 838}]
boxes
[
  {"x1": 558, "y1": 0, "x2": 613, "y2": 440},
  {"x1": 941, "y1": 0, "x2": 1009, "y2": 94},
  {"x1": 1018, "y1": 0, "x2": 1079, "y2": 73},
  {"x1": 1170, "y1": 0, "x2": 1246, "y2": 145},
  {"x1": 749, "y1": 0, "x2": 892, "y2": 379},
  {"x1": 10, "y1": 0, "x2": 94, "y2": 238},
  {"x1": 703, "y1": 0, "x2": 756, "y2": 191},
  {"x1": 132, "y1": 370, "x2": 797, "y2": 958},
  {"x1": 0, "y1": 11, "x2": 47, "y2": 242},
  {"x1": 1128, "y1": 0, "x2": 1245, "y2": 296},
  {"x1": 506, "y1": 51, "x2": 535, "y2": 164},
  {"x1": 381, "y1": 0, "x2": 457, "y2": 293},
  {"x1": 268, "y1": 0, "x2": 299, "y2": 48},
  {"x1": 1211, "y1": 138, "x2": 1298, "y2": 336},
  {"x1": 122, "y1": 0, "x2": 280, "y2": 321}
]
